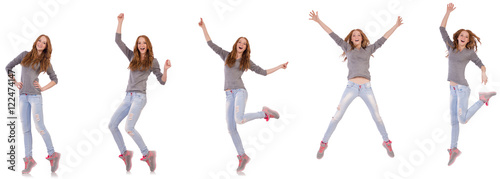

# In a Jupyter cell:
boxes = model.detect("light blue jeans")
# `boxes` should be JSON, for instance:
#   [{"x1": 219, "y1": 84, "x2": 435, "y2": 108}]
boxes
[
  {"x1": 450, "y1": 85, "x2": 484, "y2": 149},
  {"x1": 109, "y1": 92, "x2": 149, "y2": 156},
  {"x1": 225, "y1": 89, "x2": 266, "y2": 155},
  {"x1": 19, "y1": 94, "x2": 55, "y2": 157},
  {"x1": 322, "y1": 81, "x2": 389, "y2": 143}
]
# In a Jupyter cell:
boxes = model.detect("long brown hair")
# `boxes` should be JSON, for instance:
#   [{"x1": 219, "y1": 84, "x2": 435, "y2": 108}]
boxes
[
  {"x1": 341, "y1": 29, "x2": 371, "y2": 62},
  {"x1": 129, "y1": 35, "x2": 154, "y2": 71},
  {"x1": 447, "y1": 29, "x2": 481, "y2": 57},
  {"x1": 226, "y1": 37, "x2": 251, "y2": 71},
  {"x1": 21, "y1": 34, "x2": 52, "y2": 73}
]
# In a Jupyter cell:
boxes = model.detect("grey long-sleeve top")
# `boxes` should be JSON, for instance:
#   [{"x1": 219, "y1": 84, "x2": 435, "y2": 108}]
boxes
[
  {"x1": 5, "y1": 51, "x2": 58, "y2": 95},
  {"x1": 115, "y1": 33, "x2": 165, "y2": 94},
  {"x1": 207, "y1": 41, "x2": 267, "y2": 90},
  {"x1": 440, "y1": 27, "x2": 484, "y2": 86},
  {"x1": 329, "y1": 32, "x2": 387, "y2": 81}
]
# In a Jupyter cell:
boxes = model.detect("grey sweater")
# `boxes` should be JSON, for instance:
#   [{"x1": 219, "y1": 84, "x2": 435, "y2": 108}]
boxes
[
  {"x1": 329, "y1": 32, "x2": 387, "y2": 80},
  {"x1": 440, "y1": 27, "x2": 484, "y2": 86},
  {"x1": 207, "y1": 41, "x2": 267, "y2": 90},
  {"x1": 5, "y1": 51, "x2": 58, "y2": 95},
  {"x1": 115, "y1": 33, "x2": 165, "y2": 94}
]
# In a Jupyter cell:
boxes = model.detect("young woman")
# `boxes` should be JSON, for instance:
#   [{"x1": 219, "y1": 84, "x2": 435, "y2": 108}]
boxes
[
  {"x1": 440, "y1": 3, "x2": 496, "y2": 166},
  {"x1": 198, "y1": 18, "x2": 288, "y2": 173},
  {"x1": 109, "y1": 13, "x2": 171, "y2": 172},
  {"x1": 309, "y1": 11, "x2": 403, "y2": 159},
  {"x1": 5, "y1": 34, "x2": 61, "y2": 174}
]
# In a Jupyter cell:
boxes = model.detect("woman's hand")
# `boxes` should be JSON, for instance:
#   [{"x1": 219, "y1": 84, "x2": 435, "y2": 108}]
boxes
[
  {"x1": 199, "y1": 18, "x2": 212, "y2": 41},
  {"x1": 446, "y1": 3, "x2": 456, "y2": 14},
  {"x1": 164, "y1": 59, "x2": 171, "y2": 71},
  {"x1": 309, "y1": 10, "x2": 320, "y2": 23},
  {"x1": 395, "y1": 16, "x2": 403, "y2": 28},
  {"x1": 117, "y1": 13, "x2": 124, "y2": 33},
  {"x1": 280, "y1": 62, "x2": 289, "y2": 69},
  {"x1": 15, "y1": 81, "x2": 23, "y2": 90},
  {"x1": 198, "y1": 18, "x2": 206, "y2": 29},
  {"x1": 117, "y1": 13, "x2": 124, "y2": 23},
  {"x1": 482, "y1": 72, "x2": 488, "y2": 85},
  {"x1": 34, "y1": 81, "x2": 42, "y2": 91}
]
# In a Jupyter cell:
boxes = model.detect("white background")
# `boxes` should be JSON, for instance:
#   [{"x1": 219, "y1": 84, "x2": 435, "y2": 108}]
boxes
[{"x1": 1, "y1": 0, "x2": 499, "y2": 178}]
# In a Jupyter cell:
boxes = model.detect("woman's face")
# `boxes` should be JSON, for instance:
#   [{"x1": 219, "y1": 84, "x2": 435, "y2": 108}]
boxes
[
  {"x1": 458, "y1": 31, "x2": 470, "y2": 47},
  {"x1": 36, "y1": 36, "x2": 47, "y2": 52},
  {"x1": 351, "y1": 31, "x2": 362, "y2": 47},
  {"x1": 137, "y1": 37, "x2": 148, "y2": 55},
  {"x1": 236, "y1": 38, "x2": 247, "y2": 53}
]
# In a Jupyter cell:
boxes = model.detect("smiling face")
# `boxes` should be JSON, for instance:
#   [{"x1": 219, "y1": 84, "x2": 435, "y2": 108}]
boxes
[
  {"x1": 236, "y1": 38, "x2": 247, "y2": 53},
  {"x1": 36, "y1": 36, "x2": 48, "y2": 52},
  {"x1": 350, "y1": 30, "x2": 362, "y2": 48},
  {"x1": 137, "y1": 37, "x2": 148, "y2": 55},
  {"x1": 458, "y1": 31, "x2": 470, "y2": 47}
]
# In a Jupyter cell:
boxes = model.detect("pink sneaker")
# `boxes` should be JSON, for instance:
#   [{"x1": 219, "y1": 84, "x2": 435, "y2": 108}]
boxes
[
  {"x1": 262, "y1": 106, "x2": 280, "y2": 121},
  {"x1": 236, "y1": 154, "x2": 250, "y2": 172},
  {"x1": 383, "y1": 140, "x2": 395, "y2": 158},
  {"x1": 46, "y1": 152, "x2": 61, "y2": 173},
  {"x1": 22, "y1": 157, "x2": 37, "y2": 174},
  {"x1": 140, "y1": 151, "x2": 156, "y2": 172},
  {"x1": 317, "y1": 141, "x2": 328, "y2": 159},
  {"x1": 448, "y1": 148, "x2": 461, "y2": 166},
  {"x1": 119, "y1": 150, "x2": 133, "y2": 172},
  {"x1": 479, "y1": 92, "x2": 496, "y2": 106}
]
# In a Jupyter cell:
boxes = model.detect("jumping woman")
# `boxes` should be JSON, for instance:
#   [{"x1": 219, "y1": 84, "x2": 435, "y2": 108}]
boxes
[
  {"x1": 309, "y1": 10, "x2": 403, "y2": 159},
  {"x1": 109, "y1": 13, "x2": 171, "y2": 172},
  {"x1": 440, "y1": 3, "x2": 496, "y2": 166},
  {"x1": 198, "y1": 18, "x2": 288, "y2": 173},
  {"x1": 6, "y1": 34, "x2": 61, "y2": 174}
]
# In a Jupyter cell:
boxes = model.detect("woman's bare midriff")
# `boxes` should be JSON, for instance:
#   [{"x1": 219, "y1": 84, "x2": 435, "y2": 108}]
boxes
[
  {"x1": 450, "y1": 81, "x2": 458, "y2": 86},
  {"x1": 349, "y1": 77, "x2": 370, "y2": 84}
]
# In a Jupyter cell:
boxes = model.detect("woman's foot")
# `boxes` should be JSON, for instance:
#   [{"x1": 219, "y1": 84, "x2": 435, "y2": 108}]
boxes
[
  {"x1": 22, "y1": 157, "x2": 37, "y2": 174},
  {"x1": 46, "y1": 152, "x2": 61, "y2": 173},
  {"x1": 236, "y1": 154, "x2": 250, "y2": 172},
  {"x1": 383, "y1": 140, "x2": 395, "y2": 158},
  {"x1": 479, "y1": 92, "x2": 496, "y2": 106},
  {"x1": 317, "y1": 141, "x2": 328, "y2": 159},
  {"x1": 119, "y1": 150, "x2": 133, "y2": 172},
  {"x1": 448, "y1": 148, "x2": 461, "y2": 166},
  {"x1": 140, "y1": 151, "x2": 156, "y2": 172},
  {"x1": 262, "y1": 106, "x2": 280, "y2": 121}
]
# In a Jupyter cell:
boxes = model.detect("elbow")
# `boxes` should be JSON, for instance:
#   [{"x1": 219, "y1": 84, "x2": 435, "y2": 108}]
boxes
[{"x1": 52, "y1": 80, "x2": 58, "y2": 85}]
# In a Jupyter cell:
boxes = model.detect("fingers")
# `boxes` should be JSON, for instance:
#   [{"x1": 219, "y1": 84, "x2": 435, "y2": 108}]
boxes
[
  {"x1": 199, "y1": 17, "x2": 204, "y2": 27},
  {"x1": 165, "y1": 59, "x2": 171, "y2": 69},
  {"x1": 282, "y1": 62, "x2": 289, "y2": 69},
  {"x1": 33, "y1": 81, "x2": 40, "y2": 89}
]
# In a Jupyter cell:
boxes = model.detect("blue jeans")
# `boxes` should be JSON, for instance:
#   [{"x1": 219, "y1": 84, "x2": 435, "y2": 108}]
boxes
[
  {"x1": 450, "y1": 85, "x2": 484, "y2": 148},
  {"x1": 225, "y1": 89, "x2": 266, "y2": 155},
  {"x1": 109, "y1": 92, "x2": 149, "y2": 156},
  {"x1": 19, "y1": 94, "x2": 55, "y2": 157},
  {"x1": 322, "y1": 81, "x2": 389, "y2": 143}
]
